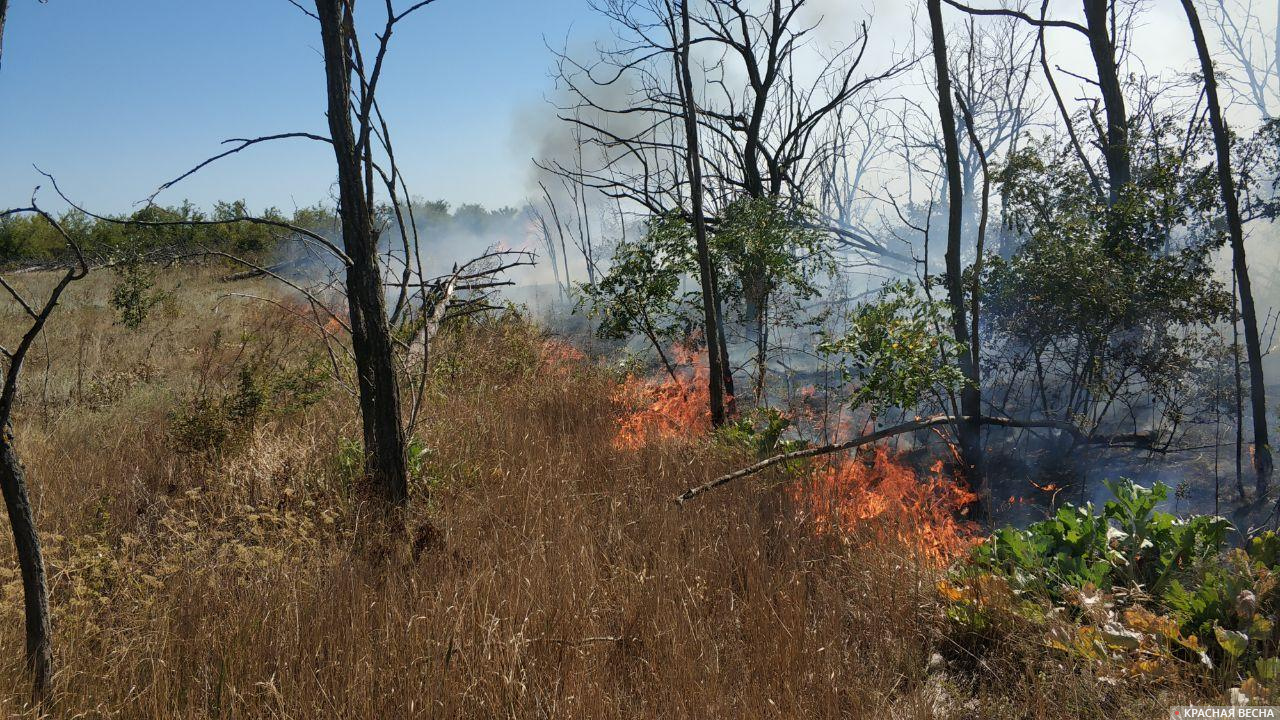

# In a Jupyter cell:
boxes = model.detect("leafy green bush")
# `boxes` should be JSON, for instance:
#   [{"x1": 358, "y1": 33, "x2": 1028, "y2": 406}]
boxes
[
  {"x1": 818, "y1": 280, "x2": 967, "y2": 413},
  {"x1": 109, "y1": 262, "x2": 169, "y2": 330},
  {"x1": 714, "y1": 407, "x2": 806, "y2": 458},
  {"x1": 973, "y1": 480, "x2": 1230, "y2": 598},
  {"x1": 948, "y1": 480, "x2": 1280, "y2": 701},
  {"x1": 169, "y1": 362, "x2": 329, "y2": 454},
  {"x1": 334, "y1": 435, "x2": 438, "y2": 493}
]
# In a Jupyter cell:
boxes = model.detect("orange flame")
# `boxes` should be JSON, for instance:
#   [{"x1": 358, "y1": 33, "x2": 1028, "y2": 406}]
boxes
[
  {"x1": 613, "y1": 345, "x2": 714, "y2": 449},
  {"x1": 540, "y1": 338, "x2": 586, "y2": 365},
  {"x1": 791, "y1": 446, "x2": 980, "y2": 566},
  {"x1": 322, "y1": 316, "x2": 345, "y2": 337}
]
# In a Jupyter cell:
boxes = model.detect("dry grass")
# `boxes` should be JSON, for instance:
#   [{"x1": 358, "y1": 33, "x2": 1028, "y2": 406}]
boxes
[{"x1": 0, "y1": 267, "x2": 1188, "y2": 717}]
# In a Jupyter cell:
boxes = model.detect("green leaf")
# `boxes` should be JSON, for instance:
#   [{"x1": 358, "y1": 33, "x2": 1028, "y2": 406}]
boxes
[{"x1": 1215, "y1": 626, "x2": 1249, "y2": 658}]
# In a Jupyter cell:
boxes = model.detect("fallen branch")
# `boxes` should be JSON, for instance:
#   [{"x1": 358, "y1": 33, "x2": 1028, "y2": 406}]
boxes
[
  {"x1": 220, "y1": 257, "x2": 306, "y2": 282},
  {"x1": 676, "y1": 415, "x2": 956, "y2": 505},
  {"x1": 674, "y1": 415, "x2": 1128, "y2": 505}
]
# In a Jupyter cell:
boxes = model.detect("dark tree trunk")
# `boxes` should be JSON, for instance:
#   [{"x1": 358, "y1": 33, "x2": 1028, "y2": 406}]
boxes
[
  {"x1": 1082, "y1": 0, "x2": 1130, "y2": 203},
  {"x1": 315, "y1": 0, "x2": 410, "y2": 503},
  {"x1": 928, "y1": 0, "x2": 984, "y2": 496},
  {"x1": 0, "y1": 0, "x2": 10, "y2": 69},
  {"x1": 754, "y1": 297, "x2": 769, "y2": 405},
  {"x1": 1182, "y1": 0, "x2": 1274, "y2": 488},
  {"x1": 713, "y1": 271, "x2": 736, "y2": 414},
  {"x1": 0, "y1": 427, "x2": 51, "y2": 699},
  {"x1": 677, "y1": 0, "x2": 728, "y2": 427}
]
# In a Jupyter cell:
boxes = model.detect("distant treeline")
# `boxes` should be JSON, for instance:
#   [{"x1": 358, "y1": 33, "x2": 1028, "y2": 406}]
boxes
[{"x1": 0, "y1": 199, "x2": 525, "y2": 265}]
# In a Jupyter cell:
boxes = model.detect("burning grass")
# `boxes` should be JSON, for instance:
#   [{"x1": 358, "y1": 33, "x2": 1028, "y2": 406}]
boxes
[
  {"x1": 612, "y1": 345, "x2": 713, "y2": 449},
  {"x1": 615, "y1": 353, "x2": 980, "y2": 568},
  {"x1": 792, "y1": 447, "x2": 982, "y2": 567}
]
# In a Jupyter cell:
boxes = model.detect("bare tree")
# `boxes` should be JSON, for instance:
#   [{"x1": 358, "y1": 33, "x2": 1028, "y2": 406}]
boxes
[
  {"x1": 1182, "y1": 0, "x2": 1273, "y2": 487},
  {"x1": 943, "y1": 0, "x2": 1131, "y2": 203},
  {"x1": 1204, "y1": 0, "x2": 1279, "y2": 120},
  {"x1": 313, "y1": 0, "x2": 414, "y2": 504},
  {"x1": 546, "y1": 0, "x2": 907, "y2": 412},
  {"x1": 1081, "y1": 0, "x2": 1131, "y2": 201},
  {"x1": 0, "y1": 200, "x2": 89, "y2": 700},
  {"x1": 950, "y1": 12, "x2": 1040, "y2": 246},
  {"x1": 45, "y1": 1, "x2": 531, "y2": 508}
]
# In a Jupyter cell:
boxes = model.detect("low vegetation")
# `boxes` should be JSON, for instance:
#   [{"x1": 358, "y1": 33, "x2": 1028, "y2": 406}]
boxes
[{"x1": 0, "y1": 266, "x2": 1238, "y2": 718}]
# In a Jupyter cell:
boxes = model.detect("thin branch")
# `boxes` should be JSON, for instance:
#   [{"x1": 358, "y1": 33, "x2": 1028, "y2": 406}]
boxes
[
  {"x1": 940, "y1": 0, "x2": 1088, "y2": 35},
  {"x1": 145, "y1": 133, "x2": 332, "y2": 206},
  {"x1": 38, "y1": 169, "x2": 353, "y2": 267}
]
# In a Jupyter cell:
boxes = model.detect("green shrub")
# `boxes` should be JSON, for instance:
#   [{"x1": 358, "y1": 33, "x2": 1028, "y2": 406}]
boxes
[
  {"x1": 950, "y1": 480, "x2": 1280, "y2": 700},
  {"x1": 109, "y1": 262, "x2": 169, "y2": 330},
  {"x1": 973, "y1": 480, "x2": 1230, "y2": 599},
  {"x1": 714, "y1": 407, "x2": 806, "y2": 458},
  {"x1": 169, "y1": 362, "x2": 329, "y2": 454}
]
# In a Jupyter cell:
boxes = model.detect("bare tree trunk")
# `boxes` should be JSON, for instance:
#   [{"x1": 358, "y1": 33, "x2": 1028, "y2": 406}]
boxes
[
  {"x1": 1182, "y1": 0, "x2": 1273, "y2": 488},
  {"x1": 0, "y1": 205, "x2": 86, "y2": 701},
  {"x1": 1082, "y1": 0, "x2": 1130, "y2": 203},
  {"x1": 676, "y1": 0, "x2": 728, "y2": 427},
  {"x1": 956, "y1": 93, "x2": 990, "y2": 493},
  {"x1": 0, "y1": 426, "x2": 51, "y2": 699},
  {"x1": 315, "y1": 0, "x2": 410, "y2": 504},
  {"x1": 928, "y1": 0, "x2": 983, "y2": 497}
]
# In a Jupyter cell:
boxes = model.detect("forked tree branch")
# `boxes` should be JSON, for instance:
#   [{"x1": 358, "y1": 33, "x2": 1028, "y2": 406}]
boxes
[{"x1": 0, "y1": 195, "x2": 89, "y2": 422}]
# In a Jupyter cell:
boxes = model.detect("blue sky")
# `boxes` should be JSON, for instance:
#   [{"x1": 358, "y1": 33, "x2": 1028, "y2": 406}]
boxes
[{"x1": 0, "y1": 0, "x2": 605, "y2": 214}]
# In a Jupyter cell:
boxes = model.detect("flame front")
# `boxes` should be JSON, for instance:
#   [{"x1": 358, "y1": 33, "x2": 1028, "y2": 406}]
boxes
[
  {"x1": 613, "y1": 345, "x2": 713, "y2": 449},
  {"x1": 791, "y1": 446, "x2": 980, "y2": 566}
]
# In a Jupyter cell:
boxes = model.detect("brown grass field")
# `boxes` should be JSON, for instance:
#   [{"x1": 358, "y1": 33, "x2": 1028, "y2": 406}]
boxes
[{"x1": 0, "y1": 266, "x2": 1192, "y2": 718}]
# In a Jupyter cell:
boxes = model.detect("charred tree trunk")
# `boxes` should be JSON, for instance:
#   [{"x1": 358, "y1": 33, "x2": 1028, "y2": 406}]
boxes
[
  {"x1": 713, "y1": 272, "x2": 736, "y2": 414},
  {"x1": 316, "y1": 0, "x2": 410, "y2": 504},
  {"x1": 0, "y1": 427, "x2": 51, "y2": 699},
  {"x1": 928, "y1": 0, "x2": 984, "y2": 498},
  {"x1": 677, "y1": 0, "x2": 728, "y2": 427},
  {"x1": 1082, "y1": 0, "x2": 1130, "y2": 204},
  {"x1": 1182, "y1": 0, "x2": 1274, "y2": 488}
]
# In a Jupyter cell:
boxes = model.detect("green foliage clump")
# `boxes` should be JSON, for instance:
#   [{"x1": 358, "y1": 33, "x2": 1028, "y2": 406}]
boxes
[
  {"x1": 578, "y1": 212, "x2": 694, "y2": 342},
  {"x1": 109, "y1": 262, "x2": 169, "y2": 330},
  {"x1": 985, "y1": 122, "x2": 1233, "y2": 440},
  {"x1": 710, "y1": 196, "x2": 832, "y2": 325},
  {"x1": 579, "y1": 196, "x2": 833, "y2": 343},
  {"x1": 949, "y1": 480, "x2": 1280, "y2": 701},
  {"x1": 335, "y1": 435, "x2": 437, "y2": 494},
  {"x1": 0, "y1": 200, "x2": 309, "y2": 265},
  {"x1": 714, "y1": 407, "x2": 807, "y2": 458},
  {"x1": 973, "y1": 481, "x2": 1229, "y2": 599},
  {"x1": 169, "y1": 361, "x2": 330, "y2": 454},
  {"x1": 818, "y1": 280, "x2": 967, "y2": 413}
]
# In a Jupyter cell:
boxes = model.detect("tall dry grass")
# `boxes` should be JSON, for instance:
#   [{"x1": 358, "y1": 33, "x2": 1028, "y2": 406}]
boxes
[{"x1": 0, "y1": 267, "x2": 1186, "y2": 717}]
